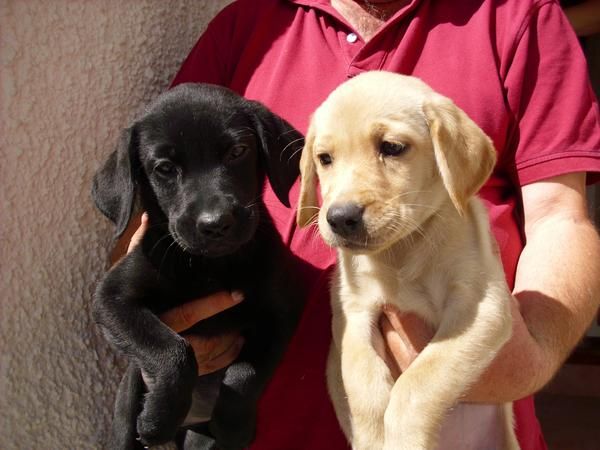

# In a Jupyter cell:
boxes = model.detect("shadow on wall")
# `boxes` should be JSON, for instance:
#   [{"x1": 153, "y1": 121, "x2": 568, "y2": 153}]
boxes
[{"x1": 0, "y1": 1, "x2": 232, "y2": 448}]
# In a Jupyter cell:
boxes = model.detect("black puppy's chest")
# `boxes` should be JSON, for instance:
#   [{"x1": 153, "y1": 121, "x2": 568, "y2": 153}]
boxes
[{"x1": 141, "y1": 230, "x2": 262, "y2": 337}]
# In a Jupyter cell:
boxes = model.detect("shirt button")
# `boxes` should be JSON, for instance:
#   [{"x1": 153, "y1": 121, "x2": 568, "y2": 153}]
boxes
[{"x1": 346, "y1": 32, "x2": 358, "y2": 43}]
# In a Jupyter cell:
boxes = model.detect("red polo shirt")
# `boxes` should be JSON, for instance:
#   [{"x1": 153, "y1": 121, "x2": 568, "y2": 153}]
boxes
[{"x1": 172, "y1": 1, "x2": 600, "y2": 449}]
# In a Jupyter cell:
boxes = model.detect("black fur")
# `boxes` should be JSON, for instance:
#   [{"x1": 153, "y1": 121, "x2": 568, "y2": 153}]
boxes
[{"x1": 91, "y1": 84, "x2": 305, "y2": 449}]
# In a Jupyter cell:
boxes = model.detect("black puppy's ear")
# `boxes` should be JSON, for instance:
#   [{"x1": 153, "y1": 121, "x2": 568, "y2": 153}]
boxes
[
  {"x1": 91, "y1": 127, "x2": 138, "y2": 237},
  {"x1": 247, "y1": 101, "x2": 304, "y2": 207}
]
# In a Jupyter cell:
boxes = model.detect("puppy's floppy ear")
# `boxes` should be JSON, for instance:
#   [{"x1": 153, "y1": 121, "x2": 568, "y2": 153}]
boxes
[
  {"x1": 91, "y1": 126, "x2": 139, "y2": 237},
  {"x1": 247, "y1": 101, "x2": 304, "y2": 207},
  {"x1": 296, "y1": 121, "x2": 319, "y2": 228},
  {"x1": 422, "y1": 94, "x2": 496, "y2": 215}
]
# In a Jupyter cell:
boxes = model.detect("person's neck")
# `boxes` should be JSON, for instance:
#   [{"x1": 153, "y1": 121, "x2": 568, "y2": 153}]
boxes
[{"x1": 331, "y1": 0, "x2": 410, "y2": 41}]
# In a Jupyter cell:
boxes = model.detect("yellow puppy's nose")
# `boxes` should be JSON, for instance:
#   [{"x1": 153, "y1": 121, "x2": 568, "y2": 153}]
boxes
[{"x1": 326, "y1": 202, "x2": 365, "y2": 237}]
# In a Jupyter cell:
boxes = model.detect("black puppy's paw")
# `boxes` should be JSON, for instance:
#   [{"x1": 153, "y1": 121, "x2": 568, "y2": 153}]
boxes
[
  {"x1": 209, "y1": 409, "x2": 256, "y2": 450},
  {"x1": 137, "y1": 344, "x2": 198, "y2": 446},
  {"x1": 136, "y1": 378, "x2": 194, "y2": 445},
  {"x1": 180, "y1": 429, "x2": 219, "y2": 450},
  {"x1": 136, "y1": 409, "x2": 180, "y2": 447}
]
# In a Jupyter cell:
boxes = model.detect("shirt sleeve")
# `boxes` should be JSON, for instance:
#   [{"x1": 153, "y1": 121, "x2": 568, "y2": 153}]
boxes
[
  {"x1": 504, "y1": 0, "x2": 600, "y2": 185},
  {"x1": 170, "y1": 2, "x2": 241, "y2": 88}
]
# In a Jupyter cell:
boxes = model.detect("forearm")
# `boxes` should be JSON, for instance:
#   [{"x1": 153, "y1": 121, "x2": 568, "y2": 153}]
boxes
[{"x1": 465, "y1": 210, "x2": 600, "y2": 403}]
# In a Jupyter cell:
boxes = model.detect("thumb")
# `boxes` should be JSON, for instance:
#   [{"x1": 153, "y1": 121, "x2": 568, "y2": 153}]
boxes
[{"x1": 127, "y1": 212, "x2": 149, "y2": 253}]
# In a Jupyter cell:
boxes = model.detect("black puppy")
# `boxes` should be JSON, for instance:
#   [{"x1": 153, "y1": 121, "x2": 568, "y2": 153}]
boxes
[{"x1": 91, "y1": 83, "x2": 305, "y2": 450}]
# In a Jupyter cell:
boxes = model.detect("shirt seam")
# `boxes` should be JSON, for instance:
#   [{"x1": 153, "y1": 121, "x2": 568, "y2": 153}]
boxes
[
  {"x1": 516, "y1": 150, "x2": 600, "y2": 171},
  {"x1": 509, "y1": 0, "x2": 559, "y2": 62}
]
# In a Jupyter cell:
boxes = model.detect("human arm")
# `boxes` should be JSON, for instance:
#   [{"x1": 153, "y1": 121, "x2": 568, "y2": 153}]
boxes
[{"x1": 381, "y1": 172, "x2": 600, "y2": 403}]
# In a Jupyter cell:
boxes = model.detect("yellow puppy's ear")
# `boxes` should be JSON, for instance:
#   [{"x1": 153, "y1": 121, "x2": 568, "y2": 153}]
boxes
[
  {"x1": 422, "y1": 94, "x2": 496, "y2": 215},
  {"x1": 296, "y1": 125, "x2": 319, "y2": 227}
]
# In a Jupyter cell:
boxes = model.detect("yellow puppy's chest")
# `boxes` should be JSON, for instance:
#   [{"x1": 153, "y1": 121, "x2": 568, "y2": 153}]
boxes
[{"x1": 333, "y1": 254, "x2": 450, "y2": 328}]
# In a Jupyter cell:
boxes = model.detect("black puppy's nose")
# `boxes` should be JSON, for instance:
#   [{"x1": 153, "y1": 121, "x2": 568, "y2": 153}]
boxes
[
  {"x1": 326, "y1": 203, "x2": 365, "y2": 237},
  {"x1": 197, "y1": 212, "x2": 235, "y2": 239}
]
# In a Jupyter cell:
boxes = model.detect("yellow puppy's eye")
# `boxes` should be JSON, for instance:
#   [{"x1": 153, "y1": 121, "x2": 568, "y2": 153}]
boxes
[
  {"x1": 318, "y1": 153, "x2": 333, "y2": 166},
  {"x1": 380, "y1": 141, "x2": 408, "y2": 157}
]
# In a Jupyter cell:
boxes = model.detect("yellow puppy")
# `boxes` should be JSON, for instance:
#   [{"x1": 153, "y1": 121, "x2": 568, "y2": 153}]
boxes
[{"x1": 297, "y1": 72, "x2": 519, "y2": 450}]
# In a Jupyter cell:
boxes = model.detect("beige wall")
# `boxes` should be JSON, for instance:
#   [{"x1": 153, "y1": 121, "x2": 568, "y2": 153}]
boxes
[{"x1": 0, "y1": 1, "x2": 231, "y2": 448}]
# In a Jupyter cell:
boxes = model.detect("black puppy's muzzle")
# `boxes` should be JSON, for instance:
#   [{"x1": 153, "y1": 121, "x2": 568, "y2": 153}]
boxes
[
  {"x1": 197, "y1": 211, "x2": 235, "y2": 239},
  {"x1": 172, "y1": 201, "x2": 258, "y2": 257}
]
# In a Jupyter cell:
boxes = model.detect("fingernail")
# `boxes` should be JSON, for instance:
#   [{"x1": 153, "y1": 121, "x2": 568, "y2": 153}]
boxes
[
  {"x1": 231, "y1": 290, "x2": 245, "y2": 303},
  {"x1": 141, "y1": 212, "x2": 149, "y2": 223},
  {"x1": 382, "y1": 304, "x2": 395, "y2": 316}
]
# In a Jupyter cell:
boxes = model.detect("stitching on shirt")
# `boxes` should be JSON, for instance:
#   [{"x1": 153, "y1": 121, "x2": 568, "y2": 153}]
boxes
[
  {"x1": 509, "y1": 0, "x2": 558, "y2": 61},
  {"x1": 516, "y1": 151, "x2": 600, "y2": 171}
]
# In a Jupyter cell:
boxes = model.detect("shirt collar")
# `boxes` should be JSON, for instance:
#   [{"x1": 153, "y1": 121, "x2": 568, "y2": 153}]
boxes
[{"x1": 285, "y1": 0, "x2": 425, "y2": 27}]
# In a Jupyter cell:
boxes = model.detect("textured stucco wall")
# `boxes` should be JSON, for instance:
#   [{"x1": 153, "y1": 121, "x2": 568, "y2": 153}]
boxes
[{"x1": 0, "y1": 1, "x2": 231, "y2": 448}]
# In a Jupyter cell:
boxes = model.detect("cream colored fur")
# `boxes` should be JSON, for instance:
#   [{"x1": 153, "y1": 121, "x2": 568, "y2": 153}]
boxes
[{"x1": 297, "y1": 72, "x2": 520, "y2": 450}]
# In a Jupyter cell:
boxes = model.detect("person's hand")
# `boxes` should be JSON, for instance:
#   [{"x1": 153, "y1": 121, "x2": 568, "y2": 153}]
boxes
[
  {"x1": 127, "y1": 212, "x2": 245, "y2": 375},
  {"x1": 377, "y1": 305, "x2": 435, "y2": 379},
  {"x1": 127, "y1": 212, "x2": 149, "y2": 253},
  {"x1": 159, "y1": 292, "x2": 245, "y2": 375}
]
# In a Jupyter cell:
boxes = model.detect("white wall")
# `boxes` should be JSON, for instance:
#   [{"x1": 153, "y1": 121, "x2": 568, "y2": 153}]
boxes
[{"x1": 0, "y1": 1, "x2": 231, "y2": 448}]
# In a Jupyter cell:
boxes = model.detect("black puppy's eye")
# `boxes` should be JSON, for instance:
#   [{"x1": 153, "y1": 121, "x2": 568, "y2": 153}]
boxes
[
  {"x1": 154, "y1": 161, "x2": 177, "y2": 177},
  {"x1": 318, "y1": 153, "x2": 332, "y2": 166},
  {"x1": 380, "y1": 141, "x2": 409, "y2": 157},
  {"x1": 226, "y1": 145, "x2": 248, "y2": 162}
]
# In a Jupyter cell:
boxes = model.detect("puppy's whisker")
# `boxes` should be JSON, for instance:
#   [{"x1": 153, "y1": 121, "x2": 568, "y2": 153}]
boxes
[
  {"x1": 377, "y1": 209, "x2": 431, "y2": 249},
  {"x1": 250, "y1": 192, "x2": 265, "y2": 202},
  {"x1": 394, "y1": 204, "x2": 448, "y2": 223},
  {"x1": 260, "y1": 199, "x2": 298, "y2": 209},
  {"x1": 225, "y1": 126, "x2": 256, "y2": 141},
  {"x1": 380, "y1": 190, "x2": 434, "y2": 207},
  {"x1": 158, "y1": 240, "x2": 178, "y2": 279},
  {"x1": 244, "y1": 193, "x2": 266, "y2": 209},
  {"x1": 309, "y1": 224, "x2": 324, "y2": 252},
  {"x1": 306, "y1": 211, "x2": 320, "y2": 226},
  {"x1": 148, "y1": 232, "x2": 174, "y2": 258},
  {"x1": 392, "y1": 215, "x2": 437, "y2": 250},
  {"x1": 280, "y1": 137, "x2": 305, "y2": 162},
  {"x1": 143, "y1": 222, "x2": 171, "y2": 234},
  {"x1": 400, "y1": 203, "x2": 440, "y2": 211},
  {"x1": 235, "y1": 134, "x2": 256, "y2": 141},
  {"x1": 279, "y1": 128, "x2": 301, "y2": 137},
  {"x1": 286, "y1": 146, "x2": 305, "y2": 163},
  {"x1": 230, "y1": 129, "x2": 255, "y2": 137}
]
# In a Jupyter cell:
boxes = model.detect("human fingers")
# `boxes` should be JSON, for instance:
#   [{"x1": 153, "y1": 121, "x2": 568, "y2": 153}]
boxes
[
  {"x1": 109, "y1": 212, "x2": 145, "y2": 264},
  {"x1": 374, "y1": 316, "x2": 402, "y2": 380},
  {"x1": 127, "y1": 212, "x2": 149, "y2": 254},
  {"x1": 380, "y1": 305, "x2": 434, "y2": 373},
  {"x1": 184, "y1": 333, "x2": 245, "y2": 375},
  {"x1": 159, "y1": 290, "x2": 244, "y2": 333}
]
